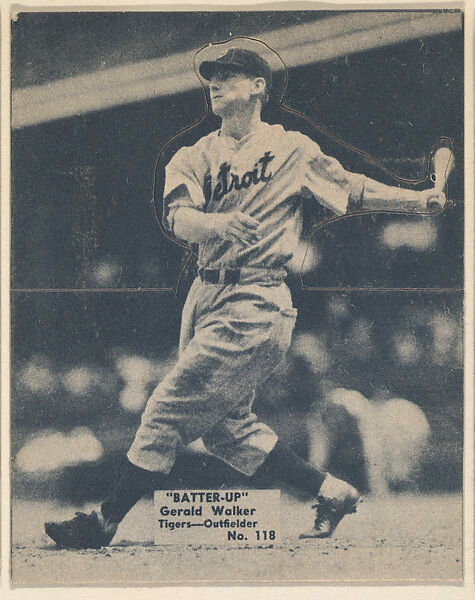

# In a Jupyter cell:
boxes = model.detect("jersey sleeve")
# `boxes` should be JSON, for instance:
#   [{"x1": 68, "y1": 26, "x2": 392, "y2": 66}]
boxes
[
  {"x1": 299, "y1": 136, "x2": 365, "y2": 216},
  {"x1": 163, "y1": 146, "x2": 207, "y2": 234}
]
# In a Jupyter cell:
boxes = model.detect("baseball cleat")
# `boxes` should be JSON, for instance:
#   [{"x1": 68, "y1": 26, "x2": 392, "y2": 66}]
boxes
[
  {"x1": 45, "y1": 510, "x2": 118, "y2": 549},
  {"x1": 299, "y1": 473, "x2": 361, "y2": 539}
]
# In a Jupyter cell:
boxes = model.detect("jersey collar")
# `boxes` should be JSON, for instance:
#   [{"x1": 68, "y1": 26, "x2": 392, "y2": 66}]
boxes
[{"x1": 217, "y1": 121, "x2": 270, "y2": 142}]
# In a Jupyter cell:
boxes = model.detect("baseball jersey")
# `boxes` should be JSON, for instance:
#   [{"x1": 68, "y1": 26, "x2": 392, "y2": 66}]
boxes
[{"x1": 163, "y1": 121, "x2": 365, "y2": 270}]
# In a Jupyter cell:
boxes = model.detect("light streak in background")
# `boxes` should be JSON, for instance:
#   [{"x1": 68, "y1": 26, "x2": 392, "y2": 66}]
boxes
[{"x1": 12, "y1": 11, "x2": 461, "y2": 128}]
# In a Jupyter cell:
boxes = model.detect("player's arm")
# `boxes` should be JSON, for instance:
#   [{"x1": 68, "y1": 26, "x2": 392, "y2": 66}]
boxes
[
  {"x1": 351, "y1": 146, "x2": 454, "y2": 214},
  {"x1": 164, "y1": 149, "x2": 260, "y2": 246},
  {"x1": 304, "y1": 136, "x2": 451, "y2": 216},
  {"x1": 172, "y1": 202, "x2": 261, "y2": 247},
  {"x1": 348, "y1": 177, "x2": 446, "y2": 215}
]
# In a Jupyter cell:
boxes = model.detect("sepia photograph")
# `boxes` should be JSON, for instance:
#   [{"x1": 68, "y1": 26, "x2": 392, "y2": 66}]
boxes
[{"x1": 9, "y1": 7, "x2": 465, "y2": 587}]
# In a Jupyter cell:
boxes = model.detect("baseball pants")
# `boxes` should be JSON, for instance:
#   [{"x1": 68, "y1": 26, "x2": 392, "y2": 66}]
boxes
[{"x1": 127, "y1": 277, "x2": 297, "y2": 476}]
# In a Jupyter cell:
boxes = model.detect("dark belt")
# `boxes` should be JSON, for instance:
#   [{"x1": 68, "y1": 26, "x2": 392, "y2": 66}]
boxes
[{"x1": 198, "y1": 268, "x2": 241, "y2": 284}]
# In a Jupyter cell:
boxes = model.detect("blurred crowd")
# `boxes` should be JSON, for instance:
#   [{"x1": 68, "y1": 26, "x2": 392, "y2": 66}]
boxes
[{"x1": 12, "y1": 290, "x2": 462, "y2": 500}]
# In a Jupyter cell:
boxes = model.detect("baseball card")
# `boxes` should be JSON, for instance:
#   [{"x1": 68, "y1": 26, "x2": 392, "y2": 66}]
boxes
[{"x1": 5, "y1": 3, "x2": 473, "y2": 598}]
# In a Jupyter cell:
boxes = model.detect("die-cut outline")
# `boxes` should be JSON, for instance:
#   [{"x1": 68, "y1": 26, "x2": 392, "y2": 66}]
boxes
[{"x1": 151, "y1": 36, "x2": 455, "y2": 296}]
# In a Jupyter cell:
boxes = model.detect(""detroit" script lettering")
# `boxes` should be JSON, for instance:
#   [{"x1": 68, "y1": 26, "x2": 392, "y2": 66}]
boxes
[{"x1": 204, "y1": 151, "x2": 274, "y2": 204}]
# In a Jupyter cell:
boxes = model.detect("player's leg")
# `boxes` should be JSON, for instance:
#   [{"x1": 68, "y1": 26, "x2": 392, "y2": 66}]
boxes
[
  {"x1": 44, "y1": 459, "x2": 157, "y2": 549},
  {"x1": 202, "y1": 392, "x2": 361, "y2": 539},
  {"x1": 44, "y1": 279, "x2": 203, "y2": 549},
  {"x1": 98, "y1": 274, "x2": 206, "y2": 524},
  {"x1": 256, "y1": 441, "x2": 361, "y2": 539},
  {"x1": 201, "y1": 391, "x2": 278, "y2": 476},
  {"x1": 202, "y1": 292, "x2": 361, "y2": 538},
  {"x1": 202, "y1": 391, "x2": 325, "y2": 490},
  {"x1": 45, "y1": 332, "x2": 239, "y2": 550},
  {"x1": 45, "y1": 281, "x2": 296, "y2": 547}
]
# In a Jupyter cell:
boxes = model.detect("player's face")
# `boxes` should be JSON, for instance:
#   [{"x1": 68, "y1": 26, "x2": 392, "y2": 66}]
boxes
[{"x1": 208, "y1": 70, "x2": 259, "y2": 117}]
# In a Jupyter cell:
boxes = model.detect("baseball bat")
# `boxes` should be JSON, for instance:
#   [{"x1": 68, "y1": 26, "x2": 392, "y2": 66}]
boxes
[{"x1": 426, "y1": 146, "x2": 455, "y2": 212}]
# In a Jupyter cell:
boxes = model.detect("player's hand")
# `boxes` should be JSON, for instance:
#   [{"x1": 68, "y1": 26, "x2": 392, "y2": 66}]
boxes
[
  {"x1": 212, "y1": 211, "x2": 261, "y2": 246},
  {"x1": 423, "y1": 188, "x2": 447, "y2": 214}
]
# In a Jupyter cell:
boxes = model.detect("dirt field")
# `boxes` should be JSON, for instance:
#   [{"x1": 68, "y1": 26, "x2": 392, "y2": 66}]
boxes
[{"x1": 12, "y1": 492, "x2": 462, "y2": 585}]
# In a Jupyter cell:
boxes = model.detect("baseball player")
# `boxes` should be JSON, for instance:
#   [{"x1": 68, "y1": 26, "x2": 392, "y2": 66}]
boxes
[{"x1": 45, "y1": 45, "x2": 448, "y2": 549}]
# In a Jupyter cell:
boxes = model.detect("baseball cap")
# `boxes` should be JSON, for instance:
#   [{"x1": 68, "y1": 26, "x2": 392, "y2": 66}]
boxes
[{"x1": 199, "y1": 48, "x2": 272, "y2": 90}]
